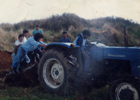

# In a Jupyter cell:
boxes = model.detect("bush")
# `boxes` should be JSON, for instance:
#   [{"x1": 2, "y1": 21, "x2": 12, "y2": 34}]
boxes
[{"x1": 1, "y1": 13, "x2": 140, "y2": 51}]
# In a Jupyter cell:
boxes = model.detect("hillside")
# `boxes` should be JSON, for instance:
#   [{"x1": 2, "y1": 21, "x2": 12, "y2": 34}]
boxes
[{"x1": 0, "y1": 13, "x2": 140, "y2": 51}]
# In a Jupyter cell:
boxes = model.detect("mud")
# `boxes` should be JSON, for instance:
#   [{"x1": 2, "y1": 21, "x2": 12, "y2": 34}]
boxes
[
  {"x1": 4, "y1": 66, "x2": 39, "y2": 87},
  {"x1": 0, "y1": 50, "x2": 12, "y2": 71},
  {"x1": 0, "y1": 50, "x2": 39, "y2": 87}
]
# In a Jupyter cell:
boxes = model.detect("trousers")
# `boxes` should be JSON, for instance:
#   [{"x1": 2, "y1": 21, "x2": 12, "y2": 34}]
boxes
[
  {"x1": 81, "y1": 50, "x2": 91, "y2": 72},
  {"x1": 11, "y1": 46, "x2": 30, "y2": 72}
]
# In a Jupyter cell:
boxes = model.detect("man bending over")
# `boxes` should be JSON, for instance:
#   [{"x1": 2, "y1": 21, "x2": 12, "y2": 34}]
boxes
[{"x1": 11, "y1": 33, "x2": 47, "y2": 73}]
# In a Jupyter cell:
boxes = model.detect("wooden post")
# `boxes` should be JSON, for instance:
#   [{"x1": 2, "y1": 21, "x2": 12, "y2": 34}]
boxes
[{"x1": 124, "y1": 26, "x2": 128, "y2": 47}]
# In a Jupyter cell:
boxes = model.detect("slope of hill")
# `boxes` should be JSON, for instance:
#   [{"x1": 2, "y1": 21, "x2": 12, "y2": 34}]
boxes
[{"x1": 0, "y1": 13, "x2": 140, "y2": 51}]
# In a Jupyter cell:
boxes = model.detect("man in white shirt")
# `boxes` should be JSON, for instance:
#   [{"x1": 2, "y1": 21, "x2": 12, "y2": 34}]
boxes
[
  {"x1": 12, "y1": 30, "x2": 30, "y2": 65},
  {"x1": 23, "y1": 30, "x2": 29, "y2": 43},
  {"x1": 12, "y1": 34, "x2": 24, "y2": 60}
]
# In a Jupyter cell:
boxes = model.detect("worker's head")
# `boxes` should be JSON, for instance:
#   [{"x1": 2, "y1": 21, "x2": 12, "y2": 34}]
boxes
[
  {"x1": 18, "y1": 34, "x2": 24, "y2": 42},
  {"x1": 36, "y1": 25, "x2": 40, "y2": 30},
  {"x1": 34, "y1": 33, "x2": 43, "y2": 41},
  {"x1": 62, "y1": 32, "x2": 67, "y2": 39},
  {"x1": 23, "y1": 30, "x2": 29, "y2": 37},
  {"x1": 82, "y1": 30, "x2": 91, "y2": 39}
]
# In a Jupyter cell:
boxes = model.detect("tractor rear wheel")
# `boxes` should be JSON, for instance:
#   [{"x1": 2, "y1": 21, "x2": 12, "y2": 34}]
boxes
[{"x1": 38, "y1": 49, "x2": 75, "y2": 95}]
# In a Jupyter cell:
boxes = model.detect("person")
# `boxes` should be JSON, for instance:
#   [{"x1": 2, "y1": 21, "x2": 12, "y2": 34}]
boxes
[
  {"x1": 59, "y1": 32, "x2": 71, "y2": 43},
  {"x1": 31, "y1": 25, "x2": 45, "y2": 62},
  {"x1": 28, "y1": 37, "x2": 47, "y2": 63},
  {"x1": 11, "y1": 33, "x2": 47, "y2": 73},
  {"x1": 32, "y1": 25, "x2": 43, "y2": 36},
  {"x1": 12, "y1": 34, "x2": 24, "y2": 60},
  {"x1": 12, "y1": 34, "x2": 30, "y2": 65},
  {"x1": 74, "y1": 30, "x2": 91, "y2": 72},
  {"x1": 23, "y1": 30, "x2": 29, "y2": 43},
  {"x1": 22, "y1": 30, "x2": 31, "y2": 64}
]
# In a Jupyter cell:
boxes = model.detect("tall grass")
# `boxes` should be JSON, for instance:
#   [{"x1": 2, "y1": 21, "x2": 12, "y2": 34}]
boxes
[
  {"x1": 0, "y1": 28, "x2": 32, "y2": 51},
  {"x1": 0, "y1": 13, "x2": 140, "y2": 51}
]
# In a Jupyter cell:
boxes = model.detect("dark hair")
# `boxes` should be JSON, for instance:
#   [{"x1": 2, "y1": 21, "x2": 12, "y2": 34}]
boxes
[
  {"x1": 34, "y1": 33, "x2": 43, "y2": 41},
  {"x1": 18, "y1": 34, "x2": 24, "y2": 38},
  {"x1": 36, "y1": 25, "x2": 39, "y2": 27},
  {"x1": 83, "y1": 30, "x2": 91, "y2": 36},
  {"x1": 23, "y1": 30, "x2": 29, "y2": 34},
  {"x1": 62, "y1": 31, "x2": 67, "y2": 35}
]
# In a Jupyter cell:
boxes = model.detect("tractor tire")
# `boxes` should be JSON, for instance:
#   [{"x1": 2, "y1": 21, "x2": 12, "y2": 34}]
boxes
[
  {"x1": 38, "y1": 49, "x2": 76, "y2": 95},
  {"x1": 109, "y1": 78, "x2": 140, "y2": 100}
]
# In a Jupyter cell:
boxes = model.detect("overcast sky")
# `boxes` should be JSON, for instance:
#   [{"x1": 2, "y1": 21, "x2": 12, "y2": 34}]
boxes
[{"x1": 0, "y1": 0, "x2": 140, "y2": 24}]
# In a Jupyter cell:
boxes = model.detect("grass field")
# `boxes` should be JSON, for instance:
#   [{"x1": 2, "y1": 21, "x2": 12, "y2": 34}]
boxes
[
  {"x1": 0, "y1": 84, "x2": 110, "y2": 100},
  {"x1": 1, "y1": 14, "x2": 140, "y2": 100}
]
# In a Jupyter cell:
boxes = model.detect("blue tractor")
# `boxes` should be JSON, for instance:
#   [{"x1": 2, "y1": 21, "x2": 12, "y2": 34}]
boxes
[{"x1": 38, "y1": 42, "x2": 140, "y2": 100}]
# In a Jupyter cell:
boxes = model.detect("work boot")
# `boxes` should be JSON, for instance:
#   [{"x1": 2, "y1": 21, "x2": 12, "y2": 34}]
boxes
[
  {"x1": 18, "y1": 68, "x2": 23, "y2": 73},
  {"x1": 25, "y1": 62, "x2": 30, "y2": 67},
  {"x1": 10, "y1": 67, "x2": 17, "y2": 74}
]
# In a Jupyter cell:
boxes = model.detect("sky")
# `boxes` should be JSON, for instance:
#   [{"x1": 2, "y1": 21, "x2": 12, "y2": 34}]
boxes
[{"x1": 0, "y1": 0, "x2": 140, "y2": 24}]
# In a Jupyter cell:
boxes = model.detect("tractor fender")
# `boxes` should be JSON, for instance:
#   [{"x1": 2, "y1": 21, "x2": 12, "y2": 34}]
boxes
[
  {"x1": 45, "y1": 42, "x2": 78, "y2": 50},
  {"x1": 130, "y1": 60, "x2": 140, "y2": 78}
]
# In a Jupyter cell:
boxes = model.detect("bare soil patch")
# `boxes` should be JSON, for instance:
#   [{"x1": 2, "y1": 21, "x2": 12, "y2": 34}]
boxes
[{"x1": 0, "y1": 50, "x2": 39, "y2": 87}]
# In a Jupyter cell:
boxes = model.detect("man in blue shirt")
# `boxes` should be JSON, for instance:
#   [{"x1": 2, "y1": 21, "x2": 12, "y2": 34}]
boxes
[
  {"x1": 74, "y1": 30, "x2": 91, "y2": 72},
  {"x1": 32, "y1": 25, "x2": 44, "y2": 62},
  {"x1": 11, "y1": 33, "x2": 47, "y2": 73},
  {"x1": 28, "y1": 38, "x2": 47, "y2": 63},
  {"x1": 60, "y1": 32, "x2": 71, "y2": 43},
  {"x1": 32, "y1": 25, "x2": 43, "y2": 36}
]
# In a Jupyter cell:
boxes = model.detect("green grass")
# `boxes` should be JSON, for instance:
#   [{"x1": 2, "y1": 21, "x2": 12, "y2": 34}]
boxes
[{"x1": 0, "y1": 85, "x2": 110, "y2": 100}]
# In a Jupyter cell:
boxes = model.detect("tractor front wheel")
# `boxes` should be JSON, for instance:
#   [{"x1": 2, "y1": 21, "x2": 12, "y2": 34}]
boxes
[{"x1": 110, "y1": 78, "x2": 140, "y2": 100}]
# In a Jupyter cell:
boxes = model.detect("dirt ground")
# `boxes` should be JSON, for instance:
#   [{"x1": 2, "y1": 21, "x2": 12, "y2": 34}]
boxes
[
  {"x1": 0, "y1": 50, "x2": 12, "y2": 71},
  {"x1": 0, "y1": 50, "x2": 39, "y2": 87},
  {"x1": 0, "y1": 50, "x2": 110, "y2": 100}
]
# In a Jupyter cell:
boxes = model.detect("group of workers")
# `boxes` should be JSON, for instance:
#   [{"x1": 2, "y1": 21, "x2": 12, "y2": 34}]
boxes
[{"x1": 11, "y1": 24, "x2": 91, "y2": 73}]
